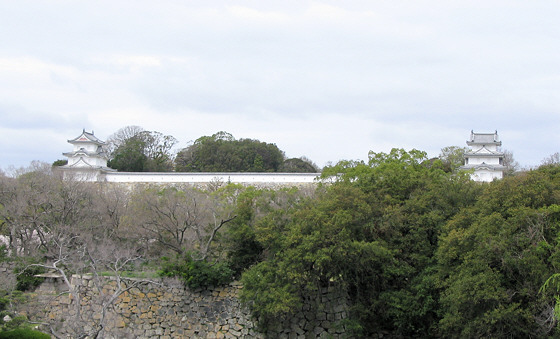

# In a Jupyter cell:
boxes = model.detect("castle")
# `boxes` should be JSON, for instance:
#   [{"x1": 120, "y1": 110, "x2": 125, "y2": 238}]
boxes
[
  {"x1": 60, "y1": 130, "x2": 320, "y2": 186},
  {"x1": 60, "y1": 130, "x2": 505, "y2": 184},
  {"x1": 460, "y1": 130, "x2": 506, "y2": 182}
]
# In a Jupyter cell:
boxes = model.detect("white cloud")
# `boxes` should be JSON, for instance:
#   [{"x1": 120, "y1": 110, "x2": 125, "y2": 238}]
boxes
[{"x1": 0, "y1": 1, "x2": 559, "y2": 169}]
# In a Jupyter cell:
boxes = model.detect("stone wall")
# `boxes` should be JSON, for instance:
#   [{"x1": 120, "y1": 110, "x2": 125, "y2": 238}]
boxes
[
  {"x1": 0, "y1": 261, "x2": 16, "y2": 291},
  {"x1": 36, "y1": 275, "x2": 348, "y2": 338}
]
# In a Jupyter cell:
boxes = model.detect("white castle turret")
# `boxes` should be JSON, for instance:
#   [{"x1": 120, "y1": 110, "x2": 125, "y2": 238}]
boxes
[
  {"x1": 60, "y1": 130, "x2": 115, "y2": 180},
  {"x1": 461, "y1": 130, "x2": 506, "y2": 182}
]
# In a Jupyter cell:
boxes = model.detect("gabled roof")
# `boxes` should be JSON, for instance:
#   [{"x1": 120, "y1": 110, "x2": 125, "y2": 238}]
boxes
[
  {"x1": 64, "y1": 157, "x2": 96, "y2": 168},
  {"x1": 466, "y1": 130, "x2": 502, "y2": 146},
  {"x1": 63, "y1": 147, "x2": 109, "y2": 159},
  {"x1": 61, "y1": 157, "x2": 116, "y2": 172},
  {"x1": 68, "y1": 129, "x2": 106, "y2": 146},
  {"x1": 465, "y1": 145, "x2": 504, "y2": 156},
  {"x1": 461, "y1": 163, "x2": 506, "y2": 171}
]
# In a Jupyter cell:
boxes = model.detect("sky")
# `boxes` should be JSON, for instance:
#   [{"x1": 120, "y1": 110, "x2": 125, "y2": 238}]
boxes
[{"x1": 1, "y1": 1, "x2": 559, "y2": 171}]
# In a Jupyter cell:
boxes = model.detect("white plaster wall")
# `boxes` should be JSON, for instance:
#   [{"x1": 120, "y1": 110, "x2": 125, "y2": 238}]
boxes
[
  {"x1": 67, "y1": 157, "x2": 79, "y2": 166},
  {"x1": 469, "y1": 156, "x2": 501, "y2": 165},
  {"x1": 103, "y1": 172, "x2": 320, "y2": 184},
  {"x1": 73, "y1": 143, "x2": 98, "y2": 152},
  {"x1": 472, "y1": 169, "x2": 503, "y2": 182},
  {"x1": 477, "y1": 144, "x2": 499, "y2": 152},
  {"x1": 90, "y1": 157, "x2": 107, "y2": 167}
]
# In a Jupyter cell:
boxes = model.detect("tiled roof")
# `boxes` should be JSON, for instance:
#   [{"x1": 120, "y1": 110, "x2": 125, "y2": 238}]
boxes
[
  {"x1": 467, "y1": 130, "x2": 501, "y2": 145},
  {"x1": 68, "y1": 130, "x2": 106, "y2": 145}
]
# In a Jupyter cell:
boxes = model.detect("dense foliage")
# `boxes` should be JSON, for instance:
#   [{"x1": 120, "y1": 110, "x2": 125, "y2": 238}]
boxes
[
  {"x1": 0, "y1": 329, "x2": 50, "y2": 339},
  {"x1": 231, "y1": 151, "x2": 560, "y2": 337},
  {"x1": 3, "y1": 150, "x2": 560, "y2": 337},
  {"x1": 159, "y1": 253, "x2": 234, "y2": 289},
  {"x1": 13, "y1": 261, "x2": 45, "y2": 291},
  {"x1": 107, "y1": 126, "x2": 178, "y2": 172},
  {"x1": 175, "y1": 131, "x2": 285, "y2": 172},
  {"x1": 0, "y1": 290, "x2": 49, "y2": 338},
  {"x1": 105, "y1": 127, "x2": 319, "y2": 173},
  {"x1": 278, "y1": 157, "x2": 319, "y2": 173}
]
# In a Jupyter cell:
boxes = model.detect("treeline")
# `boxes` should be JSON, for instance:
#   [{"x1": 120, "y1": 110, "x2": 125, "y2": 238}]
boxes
[
  {"x1": 233, "y1": 150, "x2": 560, "y2": 337},
  {"x1": 101, "y1": 126, "x2": 318, "y2": 173},
  {"x1": 4, "y1": 149, "x2": 560, "y2": 337}
]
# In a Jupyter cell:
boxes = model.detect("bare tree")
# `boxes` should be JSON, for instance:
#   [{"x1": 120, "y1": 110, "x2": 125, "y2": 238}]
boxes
[
  {"x1": 124, "y1": 185, "x2": 238, "y2": 260},
  {"x1": 0, "y1": 165, "x2": 63, "y2": 256},
  {"x1": 141, "y1": 131, "x2": 178, "y2": 170},
  {"x1": 0, "y1": 165, "x2": 160, "y2": 338},
  {"x1": 541, "y1": 152, "x2": 560, "y2": 166},
  {"x1": 91, "y1": 183, "x2": 131, "y2": 237},
  {"x1": 502, "y1": 149, "x2": 520, "y2": 176},
  {"x1": 26, "y1": 230, "x2": 158, "y2": 339},
  {"x1": 105, "y1": 125, "x2": 145, "y2": 156}
]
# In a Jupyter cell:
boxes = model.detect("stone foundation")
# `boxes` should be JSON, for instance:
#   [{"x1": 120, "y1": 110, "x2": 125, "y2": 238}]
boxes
[
  {"x1": 0, "y1": 261, "x2": 16, "y2": 291},
  {"x1": 33, "y1": 275, "x2": 348, "y2": 338}
]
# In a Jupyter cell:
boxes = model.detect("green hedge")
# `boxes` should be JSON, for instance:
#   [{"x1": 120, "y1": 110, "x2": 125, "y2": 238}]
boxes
[
  {"x1": 159, "y1": 253, "x2": 233, "y2": 289},
  {"x1": 0, "y1": 328, "x2": 50, "y2": 339}
]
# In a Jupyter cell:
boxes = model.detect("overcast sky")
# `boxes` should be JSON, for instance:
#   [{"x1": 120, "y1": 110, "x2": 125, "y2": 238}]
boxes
[{"x1": 1, "y1": 1, "x2": 559, "y2": 171}]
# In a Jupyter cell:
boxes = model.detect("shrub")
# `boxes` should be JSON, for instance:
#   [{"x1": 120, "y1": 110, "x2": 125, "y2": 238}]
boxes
[
  {"x1": 0, "y1": 297, "x2": 8, "y2": 312},
  {"x1": 159, "y1": 253, "x2": 233, "y2": 289},
  {"x1": 13, "y1": 261, "x2": 45, "y2": 291},
  {"x1": 0, "y1": 245, "x2": 7, "y2": 262},
  {"x1": 0, "y1": 328, "x2": 50, "y2": 339},
  {"x1": 2, "y1": 315, "x2": 27, "y2": 331}
]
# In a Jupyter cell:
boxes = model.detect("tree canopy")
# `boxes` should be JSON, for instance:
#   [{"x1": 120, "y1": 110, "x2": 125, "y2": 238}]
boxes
[
  {"x1": 6, "y1": 146, "x2": 560, "y2": 337},
  {"x1": 231, "y1": 150, "x2": 560, "y2": 337},
  {"x1": 175, "y1": 131, "x2": 286, "y2": 172},
  {"x1": 107, "y1": 126, "x2": 178, "y2": 172},
  {"x1": 106, "y1": 128, "x2": 319, "y2": 173}
]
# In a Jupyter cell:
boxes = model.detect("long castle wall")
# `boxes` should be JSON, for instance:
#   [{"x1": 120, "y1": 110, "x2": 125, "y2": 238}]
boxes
[
  {"x1": 61, "y1": 168, "x2": 322, "y2": 188},
  {"x1": 102, "y1": 171, "x2": 321, "y2": 185}
]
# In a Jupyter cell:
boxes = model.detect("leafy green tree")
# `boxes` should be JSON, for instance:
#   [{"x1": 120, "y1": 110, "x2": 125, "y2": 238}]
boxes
[
  {"x1": 437, "y1": 166, "x2": 560, "y2": 337},
  {"x1": 158, "y1": 252, "x2": 234, "y2": 288},
  {"x1": 279, "y1": 157, "x2": 319, "y2": 173},
  {"x1": 108, "y1": 135, "x2": 147, "y2": 171},
  {"x1": 439, "y1": 146, "x2": 469, "y2": 172},
  {"x1": 240, "y1": 148, "x2": 480, "y2": 336},
  {"x1": 175, "y1": 132, "x2": 285, "y2": 172},
  {"x1": 51, "y1": 159, "x2": 67, "y2": 167},
  {"x1": 225, "y1": 187, "x2": 312, "y2": 276},
  {"x1": 107, "y1": 126, "x2": 177, "y2": 172}
]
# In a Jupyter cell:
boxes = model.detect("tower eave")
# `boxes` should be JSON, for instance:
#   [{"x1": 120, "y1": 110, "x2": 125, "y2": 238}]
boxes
[
  {"x1": 466, "y1": 140, "x2": 502, "y2": 146},
  {"x1": 67, "y1": 130, "x2": 106, "y2": 146}
]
